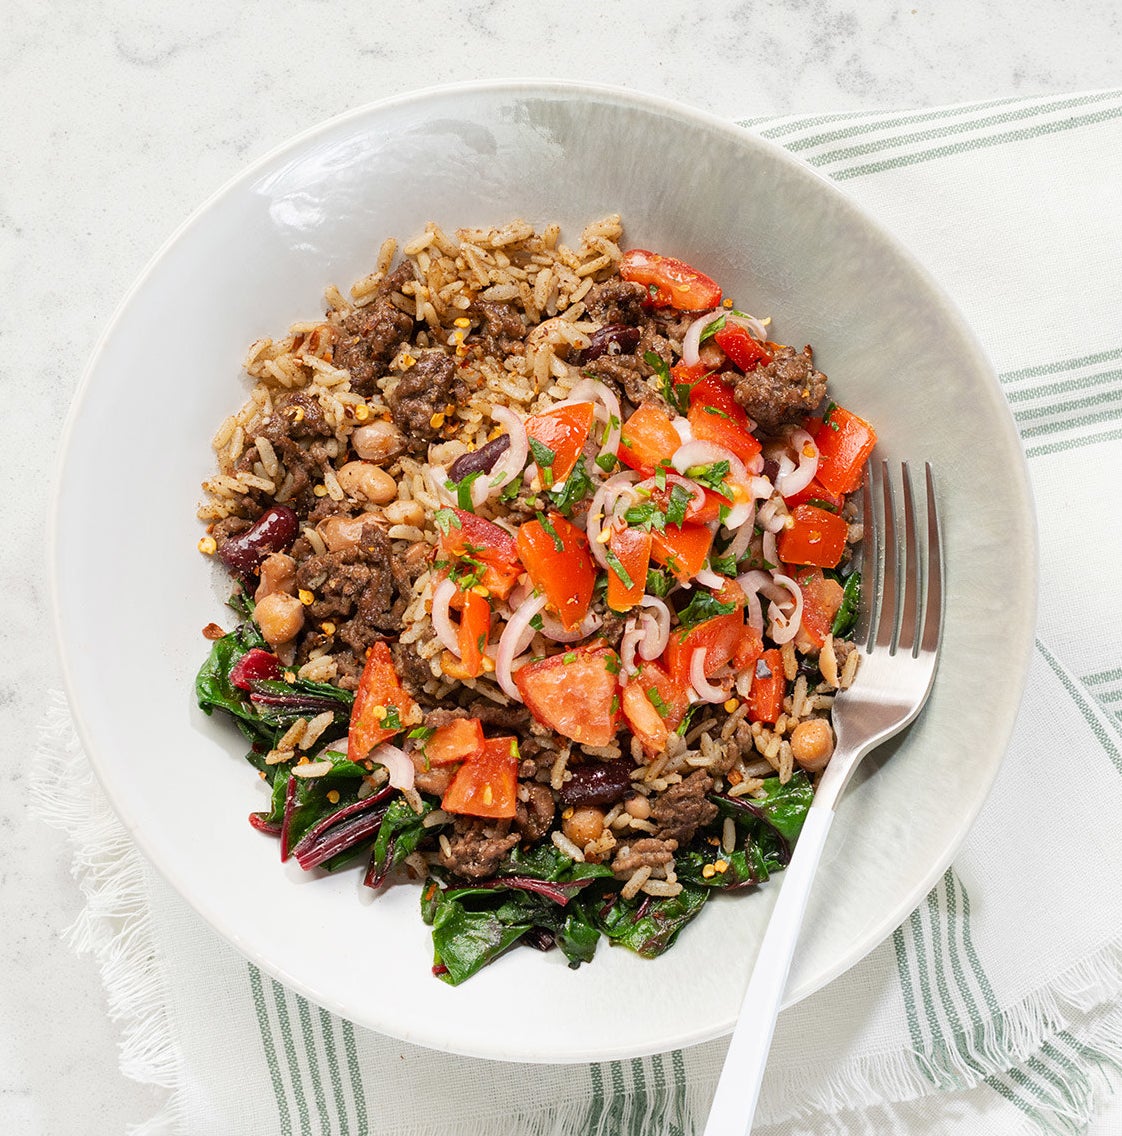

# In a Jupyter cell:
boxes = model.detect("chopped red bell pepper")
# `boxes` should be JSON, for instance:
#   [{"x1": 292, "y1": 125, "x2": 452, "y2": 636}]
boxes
[
  {"x1": 438, "y1": 508, "x2": 524, "y2": 600},
  {"x1": 650, "y1": 521, "x2": 713, "y2": 582},
  {"x1": 747, "y1": 648, "x2": 785, "y2": 724},
  {"x1": 621, "y1": 661, "x2": 690, "y2": 757},
  {"x1": 606, "y1": 525, "x2": 652, "y2": 613},
  {"x1": 734, "y1": 623, "x2": 765, "y2": 672},
  {"x1": 813, "y1": 405, "x2": 877, "y2": 496},
  {"x1": 619, "y1": 249, "x2": 722, "y2": 311},
  {"x1": 525, "y1": 402, "x2": 596, "y2": 486},
  {"x1": 686, "y1": 374, "x2": 763, "y2": 465},
  {"x1": 782, "y1": 477, "x2": 844, "y2": 512},
  {"x1": 514, "y1": 645, "x2": 623, "y2": 747},
  {"x1": 441, "y1": 735, "x2": 519, "y2": 819},
  {"x1": 423, "y1": 717, "x2": 485, "y2": 766},
  {"x1": 713, "y1": 324, "x2": 773, "y2": 372},
  {"x1": 515, "y1": 512, "x2": 596, "y2": 631},
  {"x1": 348, "y1": 641, "x2": 420, "y2": 760},
  {"x1": 456, "y1": 589, "x2": 492, "y2": 679},
  {"x1": 229, "y1": 648, "x2": 281, "y2": 691},
  {"x1": 617, "y1": 403, "x2": 682, "y2": 477},
  {"x1": 777, "y1": 503, "x2": 849, "y2": 569}
]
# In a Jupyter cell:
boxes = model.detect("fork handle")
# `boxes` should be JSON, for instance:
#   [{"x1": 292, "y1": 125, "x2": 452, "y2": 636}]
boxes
[{"x1": 701, "y1": 805, "x2": 836, "y2": 1136}]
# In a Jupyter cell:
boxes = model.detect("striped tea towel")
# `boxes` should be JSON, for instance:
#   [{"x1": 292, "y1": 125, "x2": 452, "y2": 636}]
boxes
[{"x1": 34, "y1": 89, "x2": 1122, "y2": 1136}]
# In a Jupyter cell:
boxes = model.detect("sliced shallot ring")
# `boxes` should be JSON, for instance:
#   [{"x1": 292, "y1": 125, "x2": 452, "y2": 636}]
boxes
[
  {"x1": 681, "y1": 309, "x2": 720, "y2": 367},
  {"x1": 775, "y1": 428, "x2": 819, "y2": 498},
  {"x1": 620, "y1": 620, "x2": 644, "y2": 677},
  {"x1": 586, "y1": 471, "x2": 640, "y2": 569},
  {"x1": 636, "y1": 595, "x2": 671, "y2": 659},
  {"x1": 725, "y1": 312, "x2": 770, "y2": 342},
  {"x1": 481, "y1": 404, "x2": 529, "y2": 499},
  {"x1": 737, "y1": 569, "x2": 770, "y2": 634},
  {"x1": 369, "y1": 742, "x2": 415, "y2": 791},
  {"x1": 431, "y1": 576, "x2": 462, "y2": 657},
  {"x1": 690, "y1": 648, "x2": 730, "y2": 703},
  {"x1": 765, "y1": 573, "x2": 804, "y2": 645},
  {"x1": 495, "y1": 592, "x2": 548, "y2": 701},
  {"x1": 694, "y1": 568, "x2": 726, "y2": 590},
  {"x1": 539, "y1": 608, "x2": 603, "y2": 644},
  {"x1": 671, "y1": 440, "x2": 748, "y2": 486}
]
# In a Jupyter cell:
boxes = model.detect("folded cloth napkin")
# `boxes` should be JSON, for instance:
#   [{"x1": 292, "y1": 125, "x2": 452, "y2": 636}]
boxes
[{"x1": 34, "y1": 90, "x2": 1122, "y2": 1136}]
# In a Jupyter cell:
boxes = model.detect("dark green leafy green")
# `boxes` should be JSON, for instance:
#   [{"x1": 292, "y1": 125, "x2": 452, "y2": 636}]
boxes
[
  {"x1": 831, "y1": 571, "x2": 861, "y2": 637},
  {"x1": 367, "y1": 797, "x2": 436, "y2": 887},
  {"x1": 595, "y1": 883, "x2": 710, "y2": 958},
  {"x1": 677, "y1": 590, "x2": 737, "y2": 630}
]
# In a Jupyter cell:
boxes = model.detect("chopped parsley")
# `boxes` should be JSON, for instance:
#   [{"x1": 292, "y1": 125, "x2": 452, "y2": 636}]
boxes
[
  {"x1": 677, "y1": 590, "x2": 737, "y2": 631},
  {"x1": 433, "y1": 507, "x2": 460, "y2": 535},
  {"x1": 528, "y1": 438, "x2": 556, "y2": 487},
  {"x1": 686, "y1": 460, "x2": 731, "y2": 494},
  {"x1": 408, "y1": 725, "x2": 436, "y2": 741},
  {"x1": 534, "y1": 511, "x2": 564, "y2": 552},
  {"x1": 698, "y1": 313, "x2": 726, "y2": 343},
  {"x1": 499, "y1": 472, "x2": 524, "y2": 502},
  {"x1": 806, "y1": 497, "x2": 838, "y2": 513},
  {"x1": 548, "y1": 457, "x2": 593, "y2": 517},
  {"x1": 664, "y1": 483, "x2": 693, "y2": 528},
  {"x1": 822, "y1": 401, "x2": 840, "y2": 431},
  {"x1": 645, "y1": 567, "x2": 674, "y2": 597},
  {"x1": 595, "y1": 452, "x2": 619, "y2": 474},
  {"x1": 562, "y1": 652, "x2": 577, "y2": 665},
  {"x1": 382, "y1": 706, "x2": 403, "y2": 731},
  {"x1": 454, "y1": 470, "x2": 483, "y2": 511},
  {"x1": 529, "y1": 612, "x2": 544, "y2": 631},
  {"x1": 604, "y1": 653, "x2": 621, "y2": 675},
  {"x1": 623, "y1": 499, "x2": 665, "y2": 532},
  {"x1": 646, "y1": 687, "x2": 670, "y2": 717},
  {"x1": 710, "y1": 552, "x2": 740, "y2": 577},
  {"x1": 604, "y1": 546, "x2": 635, "y2": 590},
  {"x1": 644, "y1": 349, "x2": 690, "y2": 414}
]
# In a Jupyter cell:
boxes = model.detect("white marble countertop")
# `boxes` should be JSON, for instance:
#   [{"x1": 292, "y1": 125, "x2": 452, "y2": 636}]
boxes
[{"x1": 4, "y1": 2, "x2": 1120, "y2": 1132}]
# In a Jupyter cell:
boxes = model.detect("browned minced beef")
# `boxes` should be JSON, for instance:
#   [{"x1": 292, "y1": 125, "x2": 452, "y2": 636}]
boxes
[
  {"x1": 584, "y1": 278, "x2": 648, "y2": 325},
  {"x1": 439, "y1": 818, "x2": 519, "y2": 879},
  {"x1": 392, "y1": 640, "x2": 440, "y2": 705},
  {"x1": 731, "y1": 344, "x2": 827, "y2": 431},
  {"x1": 332, "y1": 263, "x2": 416, "y2": 397},
  {"x1": 612, "y1": 837, "x2": 678, "y2": 876},
  {"x1": 469, "y1": 300, "x2": 526, "y2": 356},
  {"x1": 386, "y1": 350, "x2": 467, "y2": 450},
  {"x1": 581, "y1": 354, "x2": 662, "y2": 411},
  {"x1": 595, "y1": 613, "x2": 628, "y2": 652},
  {"x1": 516, "y1": 784, "x2": 555, "y2": 843},
  {"x1": 465, "y1": 699, "x2": 532, "y2": 733},
  {"x1": 650, "y1": 770, "x2": 718, "y2": 846}
]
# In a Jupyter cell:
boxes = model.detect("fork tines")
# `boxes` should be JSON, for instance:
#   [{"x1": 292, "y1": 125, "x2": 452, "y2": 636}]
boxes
[{"x1": 859, "y1": 462, "x2": 942, "y2": 659}]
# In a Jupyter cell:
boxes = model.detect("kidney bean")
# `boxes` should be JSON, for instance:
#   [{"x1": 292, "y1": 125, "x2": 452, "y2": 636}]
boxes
[
  {"x1": 558, "y1": 759, "x2": 636, "y2": 808},
  {"x1": 218, "y1": 505, "x2": 299, "y2": 576},
  {"x1": 577, "y1": 324, "x2": 640, "y2": 364},
  {"x1": 448, "y1": 433, "x2": 511, "y2": 484}
]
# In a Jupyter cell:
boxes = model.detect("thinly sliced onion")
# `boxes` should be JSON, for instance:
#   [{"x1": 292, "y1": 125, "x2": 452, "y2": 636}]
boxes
[
  {"x1": 425, "y1": 464, "x2": 458, "y2": 508},
  {"x1": 762, "y1": 528, "x2": 780, "y2": 570},
  {"x1": 725, "y1": 514, "x2": 757, "y2": 561},
  {"x1": 495, "y1": 593, "x2": 547, "y2": 700},
  {"x1": 681, "y1": 310, "x2": 721, "y2": 367},
  {"x1": 673, "y1": 417, "x2": 694, "y2": 446},
  {"x1": 766, "y1": 573, "x2": 804, "y2": 644},
  {"x1": 672, "y1": 440, "x2": 747, "y2": 484},
  {"x1": 725, "y1": 312, "x2": 770, "y2": 342},
  {"x1": 737, "y1": 569, "x2": 770, "y2": 634},
  {"x1": 774, "y1": 428, "x2": 819, "y2": 498},
  {"x1": 369, "y1": 742, "x2": 414, "y2": 791},
  {"x1": 620, "y1": 620, "x2": 644, "y2": 676},
  {"x1": 481, "y1": 405, "x2": 529, "y2": 498},
  {"x1": 556, "y1": 379, "x2": 622, "y2": 467},
  {"x1": 586, "y1": 471, "x2": 640, "y2": 568},
  {"x1": 539, "y1": 608, "x2": 603, "y2": 644},
  {"x1": 757, "y1": 494, "x2": 789, "y2": 533},
  {"x1": 690, "y1": 648, "x2": 730, "y2": 703},
  {"x1": 636, "y1": 595, "x2": 671, "y2": 659},
  {"x1": 694, "y1": 568, "x2": 726, "y2": 589},
  {"x1": 431, "y1": 576, "x2": 461, "y2": 657}
]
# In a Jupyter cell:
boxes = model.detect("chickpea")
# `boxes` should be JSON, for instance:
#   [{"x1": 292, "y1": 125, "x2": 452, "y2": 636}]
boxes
[
  {"x1": 563, "y1": 806, "x2": 605, "y2": 848},
  {"x1": 317, "y1": 512, "x2": 381, "y2": 551},
  {"x1": 790, "y1": 718, "x2": 835, "y2": 773},
  {"x1": 383, "y1": 498, "x2": 425, "y2": 528},
  {"x1": 337, "y1": 461, "x2": 397, "y2": 505},
  {"x1": 254, "y1": 552, "x2": 297, "y2": 602},
  {"x1": 624, "y1": 795, "x2": 651, "y2": 821},
  {"x1": 254, "y1": 591, "x2": 305, "y2": 647},
  {"x1": 351, "y1": 420, "x2": 405, "y2": 464}
]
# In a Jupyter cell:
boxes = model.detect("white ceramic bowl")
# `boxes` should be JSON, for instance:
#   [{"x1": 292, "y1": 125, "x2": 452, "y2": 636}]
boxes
[{"x1": 52, "y1": 81, "x2": 1036, "y2": 1062}]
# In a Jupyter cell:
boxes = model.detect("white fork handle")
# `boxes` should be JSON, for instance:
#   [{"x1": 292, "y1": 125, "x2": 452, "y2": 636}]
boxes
[{"x1": 701, "y1": 806, "x2": 836, "y2": 1136}]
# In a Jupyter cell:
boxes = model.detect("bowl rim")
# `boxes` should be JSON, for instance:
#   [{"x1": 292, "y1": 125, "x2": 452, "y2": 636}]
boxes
[{"x1": 50, "y1": 78, "x2": 1038, "y2": 1060}]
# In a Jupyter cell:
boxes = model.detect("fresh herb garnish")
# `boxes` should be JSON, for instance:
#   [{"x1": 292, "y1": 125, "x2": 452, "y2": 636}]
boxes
[
  {"x1": 806, "y1": 497, "x2": 838, "y2": 513},
  {"x1": 499, "y1": 472, "x2": 524, "y2": 502},
  {"x1": 831, "y1": 571, "x2": 861, "y2": 637},
  {"x1": 408, "y1": 725, "x2": 436, "y2": 742},
  {"x1": 433, "y1": 507, "x2": 461, "y2": 535},
  {"x1": 548, "y1": 457, "x2": 593, "y2": 517},
  {"x1": 529, "y1": 613, "x2": 544, "y2": 631},
  {"x1": 604, "y1": 653, "x2": 621, "y2": 675},
  {"x1": 455, "y1": 470, "x2": 483, "y2": 511},
  {"x1": 595, "y1": 452, "x2": 619, "y2": 474},
  {"x1": 664, "y1": 483, "x2": 693, "y2": 528},
  {"x1": 710, "y1": 553, "x2": 739, "y2": 577},
  {"x1": 677, "y1": 590, "x2": 737, "y2": 630},
  {"x1": 535, "y1": 511, "x2": 564, "y2": 552},
  {"x1": 604, "y1": 546, "x2": 635, "y2": 590},
  {"x1": 698, "y1": 313, "x2": 726, "y2": 343},
  {"x1": 644, "y1": 350, "x2": 690, "y2": 414},
  {"x1": 822, "y1": 401, "x2": 840, "y2": 431},
  {"x1": 528, "y1": 438, "x2": 556, "y2": 487},
  {"x1": 646, "y1": 687, "x2": 670, "y2": 717},
  {"x1": 645, "y1": 567, "x2": 674, "y2": 597},
  {"x1": 623, "y1": 499, "x2": 666, "y2": 532},
  {"x1": 687, "y1": 460, "x2": 731, "y2": 494}
]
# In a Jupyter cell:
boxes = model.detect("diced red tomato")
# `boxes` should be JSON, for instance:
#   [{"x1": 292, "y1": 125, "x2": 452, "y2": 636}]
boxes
[
  {"x1": 747, "y1": 648, "x2": 785, "y2": 724},
  {"x1": 514, "y1": 645, "x2": 622, "y2": 747},
  {"x1": 516, "y1": 512, "x2": 596, "y2": 631},
  {"x1": 734, "y1": 623, "x2": 764, "y2": 672},
  {"x1": 814, "y1": 405, "x2": 877, "y2": 495},
  {"x1": 778, "y1": 503, "x2": 849, "y2": 569},
  {"x1": 438, "y1": 508, "x2": 524, "y2": 600},
  {"x1": 606, "y1": 525, "x2": 652, "y2": 613},
  {"x1": 713, "y1": 324, "x2": 773, "y2": 372},
  {"x1": 621, "y1": 661, "x2": 690, "y2": 757},
  {"x1": 789, "y1": 566, "x2": 846, "y2": 650},
  {"x1": 782, "y1": 477, "x2": 844, "y2": 511},
  {"x1": 650, "y1": 521, "x2": 713, "y2": 581},
  {"x1": 423, "y1": 718, "x2": 485, "y2": 766},
  {"x1": 617, "y1": 403, "x2": 681, "y2": 477},
  {"x1": 348, "y1": 641, "x2": 419, "y2": 760},
  {"x1": 671, "y1": 360, "x2": 712, "y2": 387},
  {"x1": 525, "y1": 402, "x2": 595, "y2": 485},
  {"x1": 619, "y1": 249, "x2": 722, "y2": 311},
  {"x1": 687, "y1": 374, "x2": 763, "y2": 466},
  {"x1": 456, "y1": 589, "x2": 491, "y2": 679},
  {"x1": 441, "y1": 735, "x2": 519, "y2": 819},
  {"x1": 229, "y1": 648, "x2": 281, "y2": 690},
  {"x1": 664, "y1": 609, "x2": 745, "y2": 685}
]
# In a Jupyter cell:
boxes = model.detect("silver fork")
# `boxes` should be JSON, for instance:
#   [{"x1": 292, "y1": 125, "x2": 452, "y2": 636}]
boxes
[{"x1": 702, "y1": 461, "x2": 944, "y2": 1136}]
